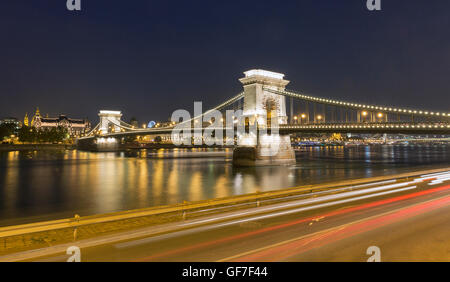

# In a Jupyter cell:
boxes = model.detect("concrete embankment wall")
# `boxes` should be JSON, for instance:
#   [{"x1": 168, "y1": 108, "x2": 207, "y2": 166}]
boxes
[{"x1": 0, "y1": 144, "x2": 74, "y2": 151}]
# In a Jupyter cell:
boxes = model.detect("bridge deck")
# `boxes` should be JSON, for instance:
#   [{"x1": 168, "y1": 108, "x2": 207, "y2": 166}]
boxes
[{"x1": 78, "y1": 122, "x2": 450, "y2": 140}]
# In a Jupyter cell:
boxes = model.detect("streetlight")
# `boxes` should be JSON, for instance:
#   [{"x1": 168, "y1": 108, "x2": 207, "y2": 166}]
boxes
[
  {"x1": 376, "y1": 112, "x2": 384, "y2": 123},
  {"x1": 317, "y1": 115, "x2": 322, "y2": 123},
  {"x1": 361, "y1": 111, "x2": 368, "y2": 123},
  {"x1": 301, "y1": 114, "x2": 306, "y2": 124}
]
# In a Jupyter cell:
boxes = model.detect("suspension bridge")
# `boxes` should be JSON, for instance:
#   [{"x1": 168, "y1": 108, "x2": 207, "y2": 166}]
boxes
[{"x1": 77, "y1": 69, "x2": 450, "y2": 165}]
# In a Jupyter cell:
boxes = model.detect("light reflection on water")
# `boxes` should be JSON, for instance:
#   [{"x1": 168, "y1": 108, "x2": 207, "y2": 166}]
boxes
[{"x1": 0, "y1": 145, "x2": 449, "y2": 225}]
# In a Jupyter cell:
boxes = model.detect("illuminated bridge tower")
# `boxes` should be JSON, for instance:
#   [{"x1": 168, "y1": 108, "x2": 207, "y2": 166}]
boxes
[
  {"x1": 76, "y1": 110, "x2": 123, "y2": 151},
  {"x1": 233, "y1": 69, "x2": 296, "y2": 166},
  {"x1": 98, "y1": 110, "x2": 122, "y2": 134}
]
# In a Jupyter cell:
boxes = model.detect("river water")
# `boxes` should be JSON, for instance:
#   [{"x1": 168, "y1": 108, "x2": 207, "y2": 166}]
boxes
[{"x1": 0, "y1": 145, "x2": 449, "y2": 226}]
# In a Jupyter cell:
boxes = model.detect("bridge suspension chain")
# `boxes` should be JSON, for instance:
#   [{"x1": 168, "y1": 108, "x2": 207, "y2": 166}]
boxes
[
  {"x1": 264, "y1": 88, "x2": 450, "y2": 119},
  {"x1": 176, "y1": 92, "x2": 244, "y2": 127},
  {"x1": 86, "y1": 92, "x2": 245, "y2": 136},
  {"x1": 119, "y1": 120, "x2": 135, "y2": 129},
  {"x1": 83, "y1": 123, "x2": 100, "y2": 137},
  {"x1": 105, "y1": 118, "x2": 136, "y2": 131}
]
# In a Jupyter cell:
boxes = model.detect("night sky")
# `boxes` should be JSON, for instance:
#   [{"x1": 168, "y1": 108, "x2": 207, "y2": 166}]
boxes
[{"x1": 1, "y1": 1, "x2": 449, "y2": 123}]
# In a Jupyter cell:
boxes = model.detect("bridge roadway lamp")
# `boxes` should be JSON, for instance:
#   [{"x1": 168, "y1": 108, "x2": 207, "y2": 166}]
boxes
[
  {"x1": 317, "y1": 115, "x2": 322, "y2": 123},
  {"x1": 301, "y1": 114, "x2": 306, "y2": 124},
  {"x1": 361, "y1": 111, "x2": 368, "y2": 123}
]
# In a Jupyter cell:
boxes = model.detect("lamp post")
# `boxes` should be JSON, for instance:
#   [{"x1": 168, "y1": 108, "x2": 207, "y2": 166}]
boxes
[
  {"x1": 377, "y1": 112, "x2": 383, "y2": 122},
  {"x1": 361, "y1": 111, "x2": 368, "y2": 123}
]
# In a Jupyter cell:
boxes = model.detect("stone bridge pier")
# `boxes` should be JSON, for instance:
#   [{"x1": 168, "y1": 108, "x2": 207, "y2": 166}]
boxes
[{"x1": 76, "y1": 135, "x2": 123, "y2": 152}]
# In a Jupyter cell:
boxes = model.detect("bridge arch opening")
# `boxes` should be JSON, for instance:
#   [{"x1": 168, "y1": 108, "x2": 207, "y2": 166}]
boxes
[
  {"x1": 264, "y1": 98, "x2": 278, "y2": 135},
  {"x1": 244, "y1": 117, "x2": 250, "y2": 134}
]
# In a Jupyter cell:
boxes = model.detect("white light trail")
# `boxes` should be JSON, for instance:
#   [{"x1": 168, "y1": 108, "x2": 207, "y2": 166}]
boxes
[{"x1": 114, "y1": 183, "x2": 418, "y2": 249}]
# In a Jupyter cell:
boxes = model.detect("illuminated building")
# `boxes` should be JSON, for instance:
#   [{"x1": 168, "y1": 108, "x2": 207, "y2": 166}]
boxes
[
  {"x1": 0, "y1": 117, "x2": 21, "y2": 132},
  {"x1": 31, "y1": 107, "x2": 41, "y2": 126},
  {"x1": 30, "y1": 108, "x2": 91, "y2": 137},
  {"x1": 24, "y1": 113, "x2": 29, "y2": 126}
]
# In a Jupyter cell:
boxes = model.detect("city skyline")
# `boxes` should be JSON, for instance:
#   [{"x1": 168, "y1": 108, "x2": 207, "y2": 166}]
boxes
[{"x1": 1, "y1": 1, "x2": 449, "y2": 123}]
